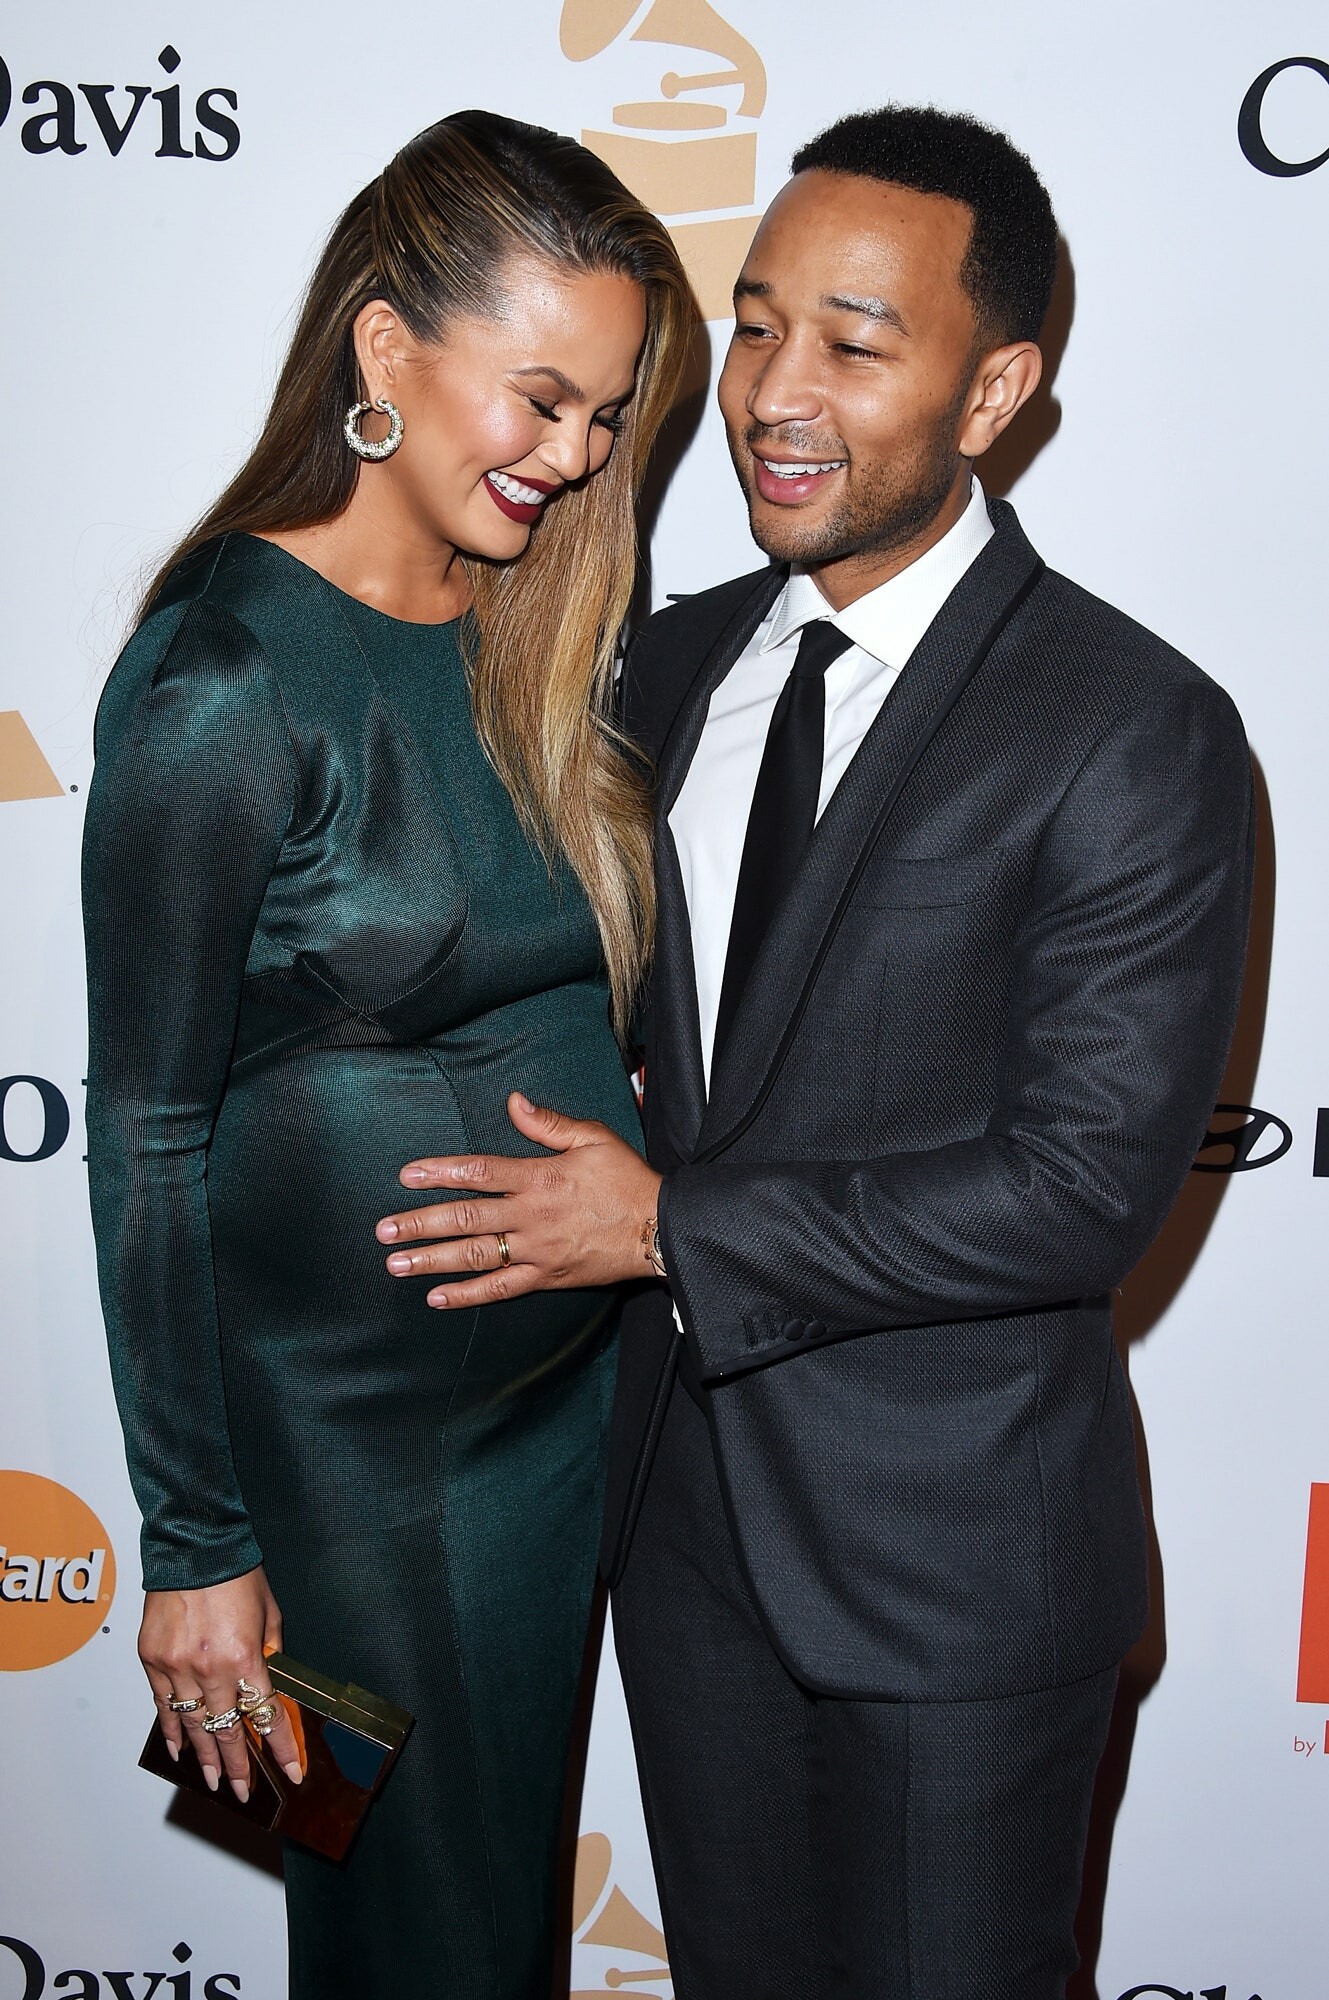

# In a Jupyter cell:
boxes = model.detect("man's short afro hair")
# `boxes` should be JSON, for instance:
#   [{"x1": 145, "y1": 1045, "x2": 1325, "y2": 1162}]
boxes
[{"x1": 791, "y1": 105, "x2": 1059, "y2": 346}]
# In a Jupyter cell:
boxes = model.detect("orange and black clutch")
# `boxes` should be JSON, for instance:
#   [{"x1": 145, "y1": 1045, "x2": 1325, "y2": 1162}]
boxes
[{"x1": 139, "y1": 1652, "x2": 414, "y2": 1862}]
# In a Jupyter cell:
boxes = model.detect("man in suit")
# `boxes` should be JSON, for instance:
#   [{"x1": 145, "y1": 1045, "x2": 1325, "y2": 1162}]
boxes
[{"x1": 378, "y1": 107, "x2": 1253, "y2": 1998}]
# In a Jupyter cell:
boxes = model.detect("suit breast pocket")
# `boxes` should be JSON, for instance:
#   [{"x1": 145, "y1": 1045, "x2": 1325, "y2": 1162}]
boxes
[{"x1": 861, "y1": 847, "x2": 1004, "y2": 910}]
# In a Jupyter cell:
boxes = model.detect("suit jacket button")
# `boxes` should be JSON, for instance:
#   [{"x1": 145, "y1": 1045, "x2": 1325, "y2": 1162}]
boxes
[
  {"x1": 807, "y1": 1319, "x2": 828, "y2": 1341},
  {"x1": 782, "y1": 1319, "x2": 803, "y2": 1342}
]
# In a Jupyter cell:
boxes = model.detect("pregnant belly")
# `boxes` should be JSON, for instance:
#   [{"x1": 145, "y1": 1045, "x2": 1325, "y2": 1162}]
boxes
[
  {"x1": 208, "y1": 1038, "x2": 626, "y2": 1548},
  {"x1": 208, "y1": 1031, "x2": 637, "y2": 1399}
]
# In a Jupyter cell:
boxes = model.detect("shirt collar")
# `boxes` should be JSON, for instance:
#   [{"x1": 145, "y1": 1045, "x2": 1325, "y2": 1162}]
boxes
[{"x1": 761, "y1": 478, "x2": 995, "y2": 669}]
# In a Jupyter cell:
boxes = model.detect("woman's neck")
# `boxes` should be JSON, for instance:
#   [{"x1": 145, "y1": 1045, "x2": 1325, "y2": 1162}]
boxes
[{"x1": 257, "y1": 487, "x2": 473, "y2": 625}]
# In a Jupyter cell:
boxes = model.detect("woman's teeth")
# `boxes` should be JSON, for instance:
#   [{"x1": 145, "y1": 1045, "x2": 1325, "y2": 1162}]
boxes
[
  {"x1": 764, "y1": 461, "x2": 846, "y2": 479},
  {"x1": 487, "y1": 471, "x2": 548, "y2": 506}
]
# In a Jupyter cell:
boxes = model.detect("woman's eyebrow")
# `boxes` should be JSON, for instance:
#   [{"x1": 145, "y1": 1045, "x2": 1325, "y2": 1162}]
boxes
[
  {"x1": 511, "y1": 364, "x2": 586, "y2": 401},
  {"x1": 511, "y1": 365, "x2": 636, "y2": 408}
]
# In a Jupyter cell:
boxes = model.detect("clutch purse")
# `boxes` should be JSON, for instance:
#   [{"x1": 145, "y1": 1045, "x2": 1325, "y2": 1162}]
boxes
[{"x1": 139, "y1": 1652, "x2": 414, "y2": 1862}]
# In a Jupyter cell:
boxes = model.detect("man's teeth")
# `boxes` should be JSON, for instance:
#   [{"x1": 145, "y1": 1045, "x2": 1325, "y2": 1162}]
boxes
[
  {"x1": 763, "y1": 461, "x2": 846, "y2": 479},
  {"x1": 488, "y1": 471, "x2": 547, "y2": 506}
]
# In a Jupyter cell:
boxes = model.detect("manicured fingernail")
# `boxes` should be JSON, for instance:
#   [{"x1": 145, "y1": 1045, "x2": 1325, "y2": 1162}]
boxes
[
  {"x1": 232, "y1": 1780, "x2": 250, "y2": 1804},
  {"x1": 166, "y1": 1740, "x2": 179, "y2": 1763},
  {"x1": 515, "y1": 1092, "x2": 533, "y2": 1112},
  {"x1": 401, "y1": 1166, "x2": 429, "y2": 1185},
  {"x1": 202, "y1": 1765, "x2": 219, "y2": 1792},
  {"x1": 377, "y1": 1220, "x2": 398, "y2": 1241},
  {"x1": 283, "y1": 1761, "x2": 304, "y2": 1785},
  {"x1": 386, "y1": 1253, "x2": 411, "y2": 1274}
]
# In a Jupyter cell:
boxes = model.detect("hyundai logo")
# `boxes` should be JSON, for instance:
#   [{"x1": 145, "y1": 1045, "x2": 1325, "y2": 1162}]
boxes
[{"x1": 1193, "y1": 1105, "x2": 1292, "y2": 1174}]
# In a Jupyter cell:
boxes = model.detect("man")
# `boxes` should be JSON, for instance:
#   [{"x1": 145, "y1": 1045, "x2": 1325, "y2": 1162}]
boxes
[{"x1": 377, "y1": 108, "x2": 1253, "y2": 1997}]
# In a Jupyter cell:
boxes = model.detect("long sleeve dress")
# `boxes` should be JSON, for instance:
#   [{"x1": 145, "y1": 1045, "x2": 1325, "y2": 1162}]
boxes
[{"x1": 82, "y1": 532, "x2": 639, "y2": 1999}]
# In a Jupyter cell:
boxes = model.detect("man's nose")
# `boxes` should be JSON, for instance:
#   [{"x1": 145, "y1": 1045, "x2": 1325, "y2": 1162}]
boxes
[{"x1": 747, "y1": 341, "x2": 822, "y2": 428}]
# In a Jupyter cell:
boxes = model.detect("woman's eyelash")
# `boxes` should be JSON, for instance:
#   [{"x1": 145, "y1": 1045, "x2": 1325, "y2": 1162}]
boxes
[{"x1": 527, "y1": 394, "x2": 624, "y2": 436}]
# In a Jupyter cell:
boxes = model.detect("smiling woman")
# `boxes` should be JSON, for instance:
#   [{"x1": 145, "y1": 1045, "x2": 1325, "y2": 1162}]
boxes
[{"x1": 82, "y1": 108, "x2": 693, "y2": 2000}]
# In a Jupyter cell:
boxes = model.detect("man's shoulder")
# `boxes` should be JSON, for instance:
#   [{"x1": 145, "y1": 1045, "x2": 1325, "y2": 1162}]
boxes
[
  {"x1": 1029, "y1": 564, "x2": 1244, "y2": 738},
  {"x1": 620, "y1": 565, "x2": 781, "y2": 755},
  {"x1": 640, "y1": 565, "x2": 778, "y2": 642}
]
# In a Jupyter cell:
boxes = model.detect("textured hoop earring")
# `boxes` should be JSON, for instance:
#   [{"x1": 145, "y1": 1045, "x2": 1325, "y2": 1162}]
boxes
[{"x1": 344, "y1": 396, "x2": 404, "y2": 461}]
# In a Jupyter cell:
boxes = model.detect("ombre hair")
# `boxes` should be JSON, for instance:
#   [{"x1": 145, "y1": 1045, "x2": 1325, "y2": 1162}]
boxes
[{"x1": 145, "y1": 108, "x2": 695, "y2": 1035}]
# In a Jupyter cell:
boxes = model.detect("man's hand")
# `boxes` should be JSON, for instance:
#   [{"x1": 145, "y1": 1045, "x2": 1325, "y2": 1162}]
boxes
[{"x1": 376, "y1": 1092, "x2": 663, "y2": 1308}]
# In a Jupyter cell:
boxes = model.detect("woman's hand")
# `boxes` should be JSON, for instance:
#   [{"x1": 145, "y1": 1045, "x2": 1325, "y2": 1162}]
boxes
[
  {"x1": 376, "y1": 1092, "x2": 663, "y2": 1308},
  {"x1": 138, "y1": 1565, "x2": 303, "y2": 1799}
]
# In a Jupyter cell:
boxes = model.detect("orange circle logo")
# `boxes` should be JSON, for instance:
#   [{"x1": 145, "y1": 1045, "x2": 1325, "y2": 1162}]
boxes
[{"x1": 0, "y1": 1472, "x2": 116, "y2": 1670}]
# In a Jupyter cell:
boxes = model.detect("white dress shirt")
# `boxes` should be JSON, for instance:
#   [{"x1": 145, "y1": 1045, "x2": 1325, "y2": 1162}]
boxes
[{"x1": 670, "y1": 478, "x2": 994, "y2": 1091}]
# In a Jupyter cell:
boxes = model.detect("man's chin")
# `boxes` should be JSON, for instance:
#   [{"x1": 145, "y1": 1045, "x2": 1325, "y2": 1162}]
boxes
[{"x1": 746, "y1": 499, "x2": 843, "y2": 567}]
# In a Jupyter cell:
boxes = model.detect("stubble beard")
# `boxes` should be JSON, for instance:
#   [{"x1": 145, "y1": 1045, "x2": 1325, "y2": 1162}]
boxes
[{"x1": 731, "y1": 388, "x2": 970, "y2": 572}]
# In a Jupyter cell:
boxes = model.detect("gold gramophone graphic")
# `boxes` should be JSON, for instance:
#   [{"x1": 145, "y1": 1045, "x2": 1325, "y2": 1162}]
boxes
[
  {"x1": 560, "y1": 1, "x2": 766, "y2": 319},
  {"x1": 0, "y1": 712, "x2": 63, "y2": 801},
  {"x1": 571, "y1": 1831, "x2": 673, "y2": 1996}
]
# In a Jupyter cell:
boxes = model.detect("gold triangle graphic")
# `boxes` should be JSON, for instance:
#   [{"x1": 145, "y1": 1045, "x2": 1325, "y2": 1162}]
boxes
[{"x1": 0, "y1": 712, "x2": 63, "y2": 801}]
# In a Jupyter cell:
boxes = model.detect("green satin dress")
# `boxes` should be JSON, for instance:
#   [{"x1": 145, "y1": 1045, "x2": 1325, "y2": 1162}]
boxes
[{"x1": 82, "y1": 533, "x2": 639, "y2": 1998}]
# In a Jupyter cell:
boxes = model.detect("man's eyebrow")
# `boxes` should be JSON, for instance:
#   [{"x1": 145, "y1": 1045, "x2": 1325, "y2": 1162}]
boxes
[
  {"x1": 733, "y1": 278, "x2": 773, "y2": 302},
  {"x1": 821, "y1": 292, "x2": 910, "y2": 336}
]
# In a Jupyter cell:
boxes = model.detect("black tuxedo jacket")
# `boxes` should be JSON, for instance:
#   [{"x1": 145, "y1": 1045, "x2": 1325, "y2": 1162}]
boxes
[{"x1": 603, "y1": 499, "x2": 1254, "y2": 1702}]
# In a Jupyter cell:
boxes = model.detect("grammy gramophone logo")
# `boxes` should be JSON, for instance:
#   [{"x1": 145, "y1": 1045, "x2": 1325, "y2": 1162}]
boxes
[
  {"x1": 0, "y1": 713, "x2": 63, "y2": 802},
  {"x1": 572, "y1": 1832, "x2": 672, "y2": 1995},
  {"x1": 560, "y1": 0, "x2": 766, "y2": 319}
]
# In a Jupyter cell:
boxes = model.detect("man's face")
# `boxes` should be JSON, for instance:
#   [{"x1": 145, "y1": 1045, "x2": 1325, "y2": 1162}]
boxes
[{"x1": 717, "y1": 170, "x2": 984, "y2": 591}]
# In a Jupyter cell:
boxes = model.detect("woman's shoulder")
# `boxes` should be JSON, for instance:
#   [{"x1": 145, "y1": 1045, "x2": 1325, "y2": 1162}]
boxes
[
  {"x1": 105, "y1": 532, "x2": 357, "y2": 719},
  {"x1": 143, "y1": 531, "x2": 336, "y2": 651},
  {"x1": 97, "y1": 538, "x2": 301, "y2": 756}
]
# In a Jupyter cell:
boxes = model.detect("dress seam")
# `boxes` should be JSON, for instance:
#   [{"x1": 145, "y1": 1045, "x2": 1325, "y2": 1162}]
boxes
[{"x1": 423, "y1": 1054, "x2": 505, "y2": 1995}]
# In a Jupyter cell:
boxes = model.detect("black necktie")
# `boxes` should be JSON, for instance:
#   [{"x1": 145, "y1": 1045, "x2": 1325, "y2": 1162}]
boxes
[{"x1": 712, "y1": 619, "x2": 853, "y2": 1065}]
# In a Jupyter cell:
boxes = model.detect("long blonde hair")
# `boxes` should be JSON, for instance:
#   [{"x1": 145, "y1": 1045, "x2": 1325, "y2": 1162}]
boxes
[{"x1": 145, "y1": 109, "x2": 695, "y2": 1034}]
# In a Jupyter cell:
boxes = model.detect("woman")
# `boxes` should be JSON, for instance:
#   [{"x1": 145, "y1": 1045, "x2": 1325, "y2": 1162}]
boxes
[{"x1": 83, "y1": 109, "x2": 691, "y2": 1997}]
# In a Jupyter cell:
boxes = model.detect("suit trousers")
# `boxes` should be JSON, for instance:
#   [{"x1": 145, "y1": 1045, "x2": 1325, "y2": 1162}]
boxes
[{"x1": 612, "y1": 1370, "x2": 1118, "y2": 2000}]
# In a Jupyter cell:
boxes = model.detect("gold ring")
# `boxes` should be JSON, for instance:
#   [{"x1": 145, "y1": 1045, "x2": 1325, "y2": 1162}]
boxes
[
  {"x1": 202, "y1": 1705, "x2": 244, "y2": 1734},
  {"x1": 236, "y1": 1678, "x2": 270, "y2": 1714},
  {"x1": 167, "y1": 1694, "x2": 204, "y2": 1714},
  {"x1": 496, "y1": 1232, "x2": 511, "y2": 1268},
  {"x1": 244, "y1": 1699, "x2": 280, "y2": 1735}
]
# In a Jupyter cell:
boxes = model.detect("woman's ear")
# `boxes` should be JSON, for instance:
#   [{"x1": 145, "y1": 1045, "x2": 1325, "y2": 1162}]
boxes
[{"x1": 351, "y1": 301, "x2": 409, "y2": 403}]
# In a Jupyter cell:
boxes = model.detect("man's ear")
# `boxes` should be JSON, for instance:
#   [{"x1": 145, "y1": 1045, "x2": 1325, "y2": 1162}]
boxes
[
  {"x1": 351, "y1": 301, "x2": 410, "y2": 403},
  {"x1": 958, "y1": 342, "x2": 1043, "y2": 460}
]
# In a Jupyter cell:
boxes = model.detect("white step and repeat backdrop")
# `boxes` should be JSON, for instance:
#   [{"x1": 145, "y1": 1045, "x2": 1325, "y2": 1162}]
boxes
[{"x1": 2, "y1": 4, "x2": 1328, "y2": 1996}]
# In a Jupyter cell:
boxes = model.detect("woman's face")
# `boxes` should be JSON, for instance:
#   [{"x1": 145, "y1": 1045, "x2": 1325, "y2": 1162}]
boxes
[{"x1": 358, "y1": 255, "x2": 648, "y2": 559}]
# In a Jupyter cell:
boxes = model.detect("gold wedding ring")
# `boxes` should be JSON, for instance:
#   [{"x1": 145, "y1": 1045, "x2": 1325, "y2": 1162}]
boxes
[{"x1": 496, "y1": 1231, "x2": 511, "y2": 1268}]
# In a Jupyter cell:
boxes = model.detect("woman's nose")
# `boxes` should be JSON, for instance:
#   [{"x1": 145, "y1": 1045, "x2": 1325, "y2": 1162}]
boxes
[{"x1": 539, "y1": 425, "x2": 594, "y2": 484}]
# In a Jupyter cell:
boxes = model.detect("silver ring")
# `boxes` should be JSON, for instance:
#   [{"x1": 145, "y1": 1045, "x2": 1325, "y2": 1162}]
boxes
[
  {"x1": 166, "y1": 1694, "x2": 204, "y2": 1714},
  {"x1": 202, "y1": 1705, "x2": 244, "y2": 1734}
]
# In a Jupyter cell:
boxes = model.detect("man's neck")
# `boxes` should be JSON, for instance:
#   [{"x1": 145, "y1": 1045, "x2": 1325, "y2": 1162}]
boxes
[{"x1": 807, "y1": 469, "x2": 975, "y2": 612}]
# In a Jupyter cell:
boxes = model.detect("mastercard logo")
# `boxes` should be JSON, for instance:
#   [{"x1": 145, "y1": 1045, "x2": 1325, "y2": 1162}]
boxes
[{"x1": 0, "y1": 1471, "x2": 116, "y2": 1670}]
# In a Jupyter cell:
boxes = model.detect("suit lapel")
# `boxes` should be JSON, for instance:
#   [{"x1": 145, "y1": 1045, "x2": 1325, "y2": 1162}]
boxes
[
  {"x1": 696, "y1": 503, "x2": 1045, "y2": 1162},
  {"x1": 651, "y1": 567, "x2": 785, "y2": 1162}
]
